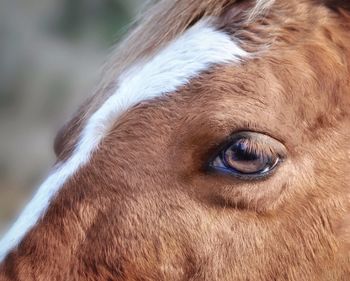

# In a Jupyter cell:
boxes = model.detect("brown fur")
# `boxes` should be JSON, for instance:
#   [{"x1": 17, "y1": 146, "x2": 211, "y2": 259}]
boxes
[{"x1": 1, "y1": 0, "x2": 350, "y2": 280}]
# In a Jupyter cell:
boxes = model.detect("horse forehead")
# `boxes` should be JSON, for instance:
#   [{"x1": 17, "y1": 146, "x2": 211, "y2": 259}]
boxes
[
  {"x1": 0, "y1": 19, "x2": 250, "y2": 260},
  {"x1": 86, "y1": 20, "x2": 249, "y2": 148}
]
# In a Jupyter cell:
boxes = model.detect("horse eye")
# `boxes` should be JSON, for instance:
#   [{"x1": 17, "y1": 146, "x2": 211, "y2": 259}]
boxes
[{"x1": 209, "y1": 132, "x2": 284, "y2": 178}]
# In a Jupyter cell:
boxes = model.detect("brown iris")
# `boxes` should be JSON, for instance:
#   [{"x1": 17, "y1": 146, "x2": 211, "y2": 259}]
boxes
[{"x1": 210, "y1": 132, "x2": 284, "y2": 178}]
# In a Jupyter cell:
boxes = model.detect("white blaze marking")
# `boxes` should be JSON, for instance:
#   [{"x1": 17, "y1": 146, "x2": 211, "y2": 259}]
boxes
[{"x1": 0, "y1": 20, "x2": 248, "y2": 261}]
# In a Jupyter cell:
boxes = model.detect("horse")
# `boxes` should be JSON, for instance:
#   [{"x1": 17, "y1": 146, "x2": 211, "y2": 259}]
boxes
[{"x1": 1, "y1": 0, "x2": 350, "y2": 280}]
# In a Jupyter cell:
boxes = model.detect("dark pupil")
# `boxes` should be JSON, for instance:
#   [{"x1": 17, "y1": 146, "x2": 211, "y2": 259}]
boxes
[
  {"x1": 231, "y1": 142, "x2": 258, "y2": 162},
  {"x1": 223, "y1": 139, "x2": 271, "y2": 174}
]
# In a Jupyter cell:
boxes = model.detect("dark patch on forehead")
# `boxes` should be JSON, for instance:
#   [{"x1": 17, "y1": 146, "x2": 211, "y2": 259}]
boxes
[
  {"x1": 319, "y1": 0, "x2": 350, "y2": 11},
  {"x1": 216, "y1": 0, "x2": 276, "y2": 53}
]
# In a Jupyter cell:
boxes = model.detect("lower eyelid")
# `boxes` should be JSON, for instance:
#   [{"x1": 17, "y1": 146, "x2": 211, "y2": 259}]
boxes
[{"x1": 208, "y1": 158, "x2": 282, "y2": 181}]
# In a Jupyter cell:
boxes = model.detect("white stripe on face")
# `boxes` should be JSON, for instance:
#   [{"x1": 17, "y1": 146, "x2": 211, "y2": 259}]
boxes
[{"x1": 0, "y1": 19, "x2": 248, "y2": 261}]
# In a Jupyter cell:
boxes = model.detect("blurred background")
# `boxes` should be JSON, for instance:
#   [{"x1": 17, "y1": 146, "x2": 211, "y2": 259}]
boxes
[{"x1": 0, "y1": 0, "x2": 148, "y2": 234}]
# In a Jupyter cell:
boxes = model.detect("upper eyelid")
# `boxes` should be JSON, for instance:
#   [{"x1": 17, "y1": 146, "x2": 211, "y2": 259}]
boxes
[{"x1": 207, "y1": 131, "x2": 272, "y2": 159}]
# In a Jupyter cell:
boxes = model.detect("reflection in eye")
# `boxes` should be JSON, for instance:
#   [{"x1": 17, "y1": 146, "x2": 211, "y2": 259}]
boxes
[{"x1": 209, "y1": 132, "x2": 284, "y2": 179}]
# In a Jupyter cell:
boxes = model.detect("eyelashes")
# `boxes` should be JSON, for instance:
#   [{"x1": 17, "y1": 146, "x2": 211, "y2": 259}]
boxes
[{"x1": 208, "y1": 131, "x2": 286, "y2": 179}]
